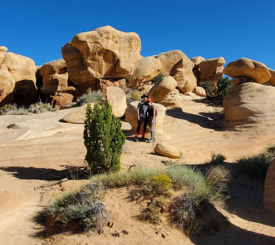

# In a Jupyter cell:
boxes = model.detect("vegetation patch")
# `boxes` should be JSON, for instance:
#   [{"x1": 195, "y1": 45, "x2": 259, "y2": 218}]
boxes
[{"x1": 76, "y1": 90, "x2": 105, "y2": 106}]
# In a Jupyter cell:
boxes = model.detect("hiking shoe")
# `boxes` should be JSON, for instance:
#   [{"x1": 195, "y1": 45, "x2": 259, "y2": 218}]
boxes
[
  {"x1": 141, "y1": 137, "x2": 146, "y2": 142},
  {"x1": 134, "y1": 137, "x2": 138, "y2": 142},
  {"x1": 147, "y1": 138, "x2": 156, "y2": 143}
]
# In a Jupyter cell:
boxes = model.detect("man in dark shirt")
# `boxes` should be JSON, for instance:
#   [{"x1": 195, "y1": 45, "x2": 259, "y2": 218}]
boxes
[{"x1": 135, "y1": 94, "x2": 148, "y2": 142}]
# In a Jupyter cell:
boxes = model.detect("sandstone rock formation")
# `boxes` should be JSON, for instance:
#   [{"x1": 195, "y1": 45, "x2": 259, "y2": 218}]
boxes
[
  {"x1": 194, "y1": 86, "x2": 206, "y2": 97},
  {"x1": 106, "y1": 87, "x2": 127, "y2": 118},
  {"x1": 0, "y1": 65, "x2": 15, "y2": 106},
  {"x1": 223, "y1": 82, "x2": 275, "y2": 127},
  {"x1": 148, "y1": 76, "x2": 177, "y2": 102},
  {"x1": 0, "y1": 46, "x2": 7, "y2": 66},
  {"x1": 62, "y1": 26, "x2": 141, "y2": 86},
  {"x1": 268, "y1": 69, "x2": 275, "y2": 86},
  {"x1": 264, "y1": 159, "x2": 275, "y2": 213},
  {"x1": 62, "y1": 104, "x2": 89, "y2": 124},
  {"x1": 3, "y1": 52, "x2": 37, "y2": 105},
  {"x1": 125, "y1": 101, "x2": 166, "y2": 133},
  {"x1": 128, "y1": 57, "x2": 162, "y2": 87},
  {"x1": 157, "y1": 94, "x2": 184, "y2": 109},
  {"x1": 224, "y1": 58, "x2": 271, "y2": 84},
  {"x1": 154, "y1": 143, "x2": 184, "y2": 158},
  {"x1": 50, "y1": 92, "x2": 74, "y2": 109},
  {"x1": 154, "y1": 50, "x2": 196, "y2": 93},
  {"x1": 191, "y1": 56, "x2": 205, "y2": 83},
  {"x1": 199, "y1": 57, "x2": 225, "y2": 83}
]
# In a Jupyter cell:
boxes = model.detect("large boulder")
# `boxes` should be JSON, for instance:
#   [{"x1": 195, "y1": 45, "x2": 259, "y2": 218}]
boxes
[
  {"x1": 194, "y1": 86, "x2": 206, "y2": 97},
  {"x1": 0, "y1": 65, "x2": 15, "y2": 106},
  {"x1": 268, "y1": 69, "x2": 275, "y2": 86},
  {"x1": 199, "y1": 57, "x2": 225, "y2": 83},
  {"x1": 125, "y1": 101, "x2": 166, "y2": 133},
  {"x1": 106, "y1": 87, "x2": 127, "y2": 118},
  {"x1": 264, "y1": 160, "x2": 275, "y2": 213},
  {"x1": 224, "y1": 58, "x2": 271, "y2": 84},
  {"x1": 40, "y1": 59, "x2": 75, "y2": 95},
  {"x1": 62, "y1": 104, "x2": 89, "y2": 124},
  {"x1": 62, "y1": 26, "x2": 141, "y2": 86},
  {"x1": 3, "y1": 52, "x2": 37, "y2": 105},
  {"x1": 154, "y1": 143, "x2": 184, "y2": 159},
  {"x1": 154, "y1": 50, "x2": 196, "y2": 93},
  {"x1": 223, "y1": 82, "x2": 275, "y2": 127},
  {"x1": 0, "y1": 46, "x2": 7, "y2": 66},
  {"x1": 148, "y1": 76, "x2": 177, "y2": 102},
  {"x1": 128, "y1": 57, "x2": 162, "y2": 87},
  {"x1": 191, "y1": 56, "x2": 205, "y2": 84}
]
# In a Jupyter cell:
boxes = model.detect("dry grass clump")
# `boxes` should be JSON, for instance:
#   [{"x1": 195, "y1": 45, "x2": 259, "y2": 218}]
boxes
[
  {"x1": 234, "y1": 144, "x2": 275, "y2": 180},
  {"x1": 76, "y1": 91, "x2": 105, "y2": 106},
  {"x1": 207, "y1": 153, "x2": 226, "y2": 166}
]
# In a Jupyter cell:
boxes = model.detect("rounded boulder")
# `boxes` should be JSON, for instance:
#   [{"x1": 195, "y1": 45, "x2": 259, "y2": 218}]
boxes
[{"x1": 154, "y1": 143, "x2": 184, "y2": 159}]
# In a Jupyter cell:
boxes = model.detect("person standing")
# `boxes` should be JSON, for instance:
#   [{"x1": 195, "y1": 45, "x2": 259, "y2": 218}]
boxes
[
  {"x1": 146, "y1": 98, "x2": 157, "y2": 143},
  {"x1": 135, "y1": 94, "x2": 148, "y2": 142}
]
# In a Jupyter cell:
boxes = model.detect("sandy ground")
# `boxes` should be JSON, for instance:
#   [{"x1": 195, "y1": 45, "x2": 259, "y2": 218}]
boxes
[{"x1": 0, "y1": 96, "x2": 275, "y2": 245}]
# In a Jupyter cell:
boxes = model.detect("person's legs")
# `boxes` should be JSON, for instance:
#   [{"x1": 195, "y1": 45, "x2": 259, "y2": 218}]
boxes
[
  {"x1": 141, "y1": 118, "x2": 148, "y2": 140},
  {"x1": 147, "y1": 117, "x2": 156, "y2": 143},
  {"x1": 135, "y1": 118, "x2": 145, "y2": 140}
]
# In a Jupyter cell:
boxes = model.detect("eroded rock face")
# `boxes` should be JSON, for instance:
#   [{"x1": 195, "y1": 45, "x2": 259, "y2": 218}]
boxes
[
  {"x1": 50, "y1": 92, "x2": 74, "y2": 109},
  {"x1": 223, "y1": 82, "x2": 275, "y2": 127},
  {"x1": 3, "y1": 52, "x2": 37, "y2": 105},
  {"x1": 264, "y1": 160, "x2": 275, "y2": 213},
  {"x1": 62, "y1": 26, "x2": 141, "y2": 85},
  {"x1": 154, "y1": 50, "x2": 196, "y2": 93},
  {"x1": 268, "y1": 69, "x2": 275, "y2": 86},
  {"x1": 40, "y1": 59, "x2": 75, "y2": 95},
  {"x1": 0, "y1": 46, "x2": 8, "y2": 66},
  {"x1": 106, "y1": 87, "x2": 127, "y2": 118},
  {"x1": 128, "y1": 57, "x2": 162, "y2": 87},
  {"x1": 199, "y1": 57, "x2": 225, "y2": 83},
  {"x1": 148, "y1": 76, "x2": 177, "y2": 102},
  {"x1": 125, "y1": 101, "x2": 166, "y2": 133},
  {"x1": 0, "y1": 65, "x2": 15, "y2": 106},
  {"x1": 154, "y1": 143, "x2": 184, "y2": 159},
  {"x1": 224, "y1": 58, "x2": 271, "y2": 84}
]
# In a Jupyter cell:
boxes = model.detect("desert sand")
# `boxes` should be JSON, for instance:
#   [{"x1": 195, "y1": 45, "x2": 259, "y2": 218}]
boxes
[{"x1": 0, "y1": 96, "x2": 275, "y2": 245}]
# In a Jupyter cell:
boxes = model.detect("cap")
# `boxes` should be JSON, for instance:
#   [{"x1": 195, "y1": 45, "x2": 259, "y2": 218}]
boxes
[{"x1": 147, "y1": 98, "x2": 152, "y2": 102}]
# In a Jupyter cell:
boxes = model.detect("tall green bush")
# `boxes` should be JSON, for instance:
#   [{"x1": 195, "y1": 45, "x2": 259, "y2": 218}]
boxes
[{"x1": 84, "y1": 102, "x2": 125, "y2": 174}]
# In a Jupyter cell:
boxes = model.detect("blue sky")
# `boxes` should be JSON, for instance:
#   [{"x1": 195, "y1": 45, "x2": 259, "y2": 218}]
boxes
[{"x1": 2, "y1": 0, "x2": 275, "y2": 69}]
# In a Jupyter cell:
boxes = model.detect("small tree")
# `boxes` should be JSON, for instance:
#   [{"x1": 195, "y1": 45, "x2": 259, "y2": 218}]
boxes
[{"x1": 84, "y1": 102, "x2": 125, "y2": 174}]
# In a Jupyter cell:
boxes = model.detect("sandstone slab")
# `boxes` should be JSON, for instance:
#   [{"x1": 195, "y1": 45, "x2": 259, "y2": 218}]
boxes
[
  {"x1": 62, "y1": 104, "x2": 89, "y2": 124},
  {"x1": 154, "y1": 143, "x2": 184, "y2": 158}
]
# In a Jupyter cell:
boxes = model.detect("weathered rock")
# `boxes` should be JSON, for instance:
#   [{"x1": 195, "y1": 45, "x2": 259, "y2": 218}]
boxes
[
  {"x1": 194, "y1": 86, "x2": 206, "y2": 97},
  {"x1": 40, "y1": 59, "x2": 75, "y2": 95},
  {"x1": 0, "y1": 46, "x2": 7, "y2": 66},
  {"x1": 62, "y1": 104, "x2": 90, "y2": 124},
  {"x1": 199, "y1": 57, "x2": 225, "y2": 83},
  {"x1": 157, "y1": 94, "x2": 184, "y2": 109},
  {"x1": 264, "y1": 159, "x2": 275, "y2": 213},
  {"x1": 3, "y1": 52, "x2": 37, "y2": 105},
  {"x1": 97, "y1": 78, "x2": 126, "y2": 94},
  {"x1": 0, "y1": 65, "x2": 15, "y2": 106},
  {"x1": 125, "y1": 101, "x2": 166, "y2": 133},
  {"x1": 224, "y1": 58, "x2": 271, "y2": 84},
  {"x1": 50, "y1": 92, "x2": 74, "y2": 109},
  {"x1": 191, "y1": 56, "x2": 205, "y2": 69},
  {"x1": 268, "y1": 69, "x2": 275, "y2": 86},
  {"x1": 148, "y1": 76, "x2": 177, "y2": 102},
  {"x1": 154, "y1": 143, "x2": 184, "y2": 159},
  {"x1": 62, "y1": 26, "x2": 141, "y2": 85},
  {"x1": 128, "y1": 57, "x2": 162, "y2": 87},
  {"x1": 223, "y1": 82, "x2": 275, "y2": 127},
  {"x1": 106, "y1": 87, "x2": 127, "y2": 118}
]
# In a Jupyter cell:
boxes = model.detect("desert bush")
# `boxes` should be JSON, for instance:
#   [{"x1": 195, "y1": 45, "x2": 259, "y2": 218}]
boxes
[
  {"x1": 207, "y1": 153, "x2": 226, "y2": 166},
  {"x1": 84, "y1": 102, "x2": 125, "y2": 174},
  {"x1": 76, "y1": 91, "x2": 105, "y2": 106},
  {"x1": 234, "y1": 144, "x2": 275, "y2": 180},
  {"x1": 45, "y1": 183, "x2": 109, "y2": 233},
  {"x1": 151, "y1": 71, "x2": 166, "y2": 83},
  {"x1": 200, "y1": 81, "x2": 214, "y2": 95}
]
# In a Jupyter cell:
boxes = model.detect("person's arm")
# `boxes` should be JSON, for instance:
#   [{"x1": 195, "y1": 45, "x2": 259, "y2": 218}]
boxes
[{"x1": 137, "y1": 103, "x2": 140, "y2": 121}]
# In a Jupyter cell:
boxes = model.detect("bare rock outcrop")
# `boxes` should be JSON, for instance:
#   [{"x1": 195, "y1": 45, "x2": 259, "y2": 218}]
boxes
[
  {"x1": 128, "y1": 57, "x2": 162, "y2": 87},
  {"x1": 224, "y1": 58, "x2": 271, "y2": 84},
  {"x1": 199, "y1": 57, "x2": 225, "y2": 83},
  {"x1": 106, "y1": 87, "x2": 127, "y2": 118},
  {"x1": 191, "y1": 56, "x2": 205, "y2": 84},
  {"x1": 0, "y1": 65, "x2": 15, "y2": 106},
  {"x1": 148, "y1": 76, "x2": 177, "y2": 102},
  {"x1": 223, "y1": 82, "x2": 275, "y2": 127},
  {"x1": 154, "y1": 143, "x2": 184, "y2": 159},
  {"x1": 194, "y1": 86, "x2": 206, "y2": 97},
  {"x1": 154, "y1": 50, "x2": 196, "y2": 93},
  {"x1": 0, "y1": 46, "x2": 8, "y2": 66},
  {"x1": 125, "y1": 101, "x2": 166, "y2": 133},
  {"x1": 3, "y1": 52, "x2": 37, "y2": 105},
  {"x1": 62, "y1": 26, "x2": 141, "y2": 86},
  {"x1": 264, "y1": 160, "x2": 275, "y2": 213}
]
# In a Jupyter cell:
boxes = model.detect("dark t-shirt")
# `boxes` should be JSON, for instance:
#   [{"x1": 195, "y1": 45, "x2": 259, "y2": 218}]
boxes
[
  {"x1": 137, "y1": 101, "x2": 148, "y2": 118},
  {"x1": 147, "y1": 106, "x2": 154, "y2": 116}
]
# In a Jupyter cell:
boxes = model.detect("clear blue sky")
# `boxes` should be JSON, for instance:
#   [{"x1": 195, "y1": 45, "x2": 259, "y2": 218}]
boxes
[{"x1": 2, "y1": 0, "x2": 275, "y2": 69}]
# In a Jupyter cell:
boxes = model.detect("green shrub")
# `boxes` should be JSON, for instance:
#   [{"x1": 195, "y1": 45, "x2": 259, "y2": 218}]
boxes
[
  {"x1": 151, "y1": 71, "x2": 166, "y2": 83},
  {"x1": 76, "y1": 91, "x2": 105, "y2": 106},
  {"x1": 84, "y1": 102, "x2": 125, "y2": 174},
  {"x1": 200, "y1": 81, "x2": 215, "y2": 95},
  {"x1": 234, "y1": 144, "x2": 275, "y2": 180},
  {"x1": 207, "y1": 153, "x2": 226, "y2": 166}
]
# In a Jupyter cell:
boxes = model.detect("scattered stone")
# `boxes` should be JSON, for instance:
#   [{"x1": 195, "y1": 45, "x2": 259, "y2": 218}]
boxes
[
  {"x1": 7, "y1": 123, "x2": 24, "y2": 129},
  {"x1": 34, "y1": 109, "x2": 40, "y2": 114},
  {"x1": 121, "y1": 230, "x2": 129, "y2": 235},
  {"x1": 223, "y1": 58, "x2": 271, "y2": 84},
  {"x1": 154, "y1": 143, "x2": 184, "y2": 159}
]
